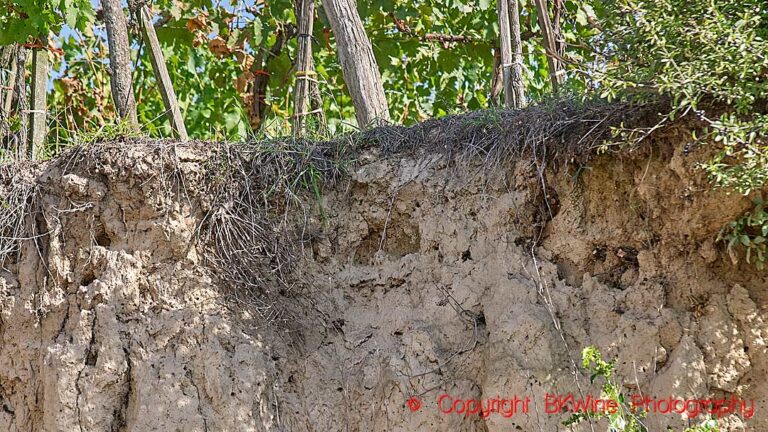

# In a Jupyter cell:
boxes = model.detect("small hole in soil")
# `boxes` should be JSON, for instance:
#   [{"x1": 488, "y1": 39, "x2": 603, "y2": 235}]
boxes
[
  {"x1": 475, "y1": 311, "x2": 486, "y2": 327},
  {"x1": 95, "y1": 231, "x2": 111, "y2": 247},
  {"x1": 80, "y1": 272, "x2": 96, "y2": 287},
  {"x1": 461, "y1": 250, "x2": 472, "y2": 261},
  {"x1": 85, "y1": 350, "x2": 98, "y2": 366},
  {"x1": 332, "y1": 319, "x2": 346, "y2": 331}
]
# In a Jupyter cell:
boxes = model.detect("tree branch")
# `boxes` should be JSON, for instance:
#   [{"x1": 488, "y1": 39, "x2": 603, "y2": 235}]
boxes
[{"x1": 388, "y1": 13, "x2": 532, "y2": 49}]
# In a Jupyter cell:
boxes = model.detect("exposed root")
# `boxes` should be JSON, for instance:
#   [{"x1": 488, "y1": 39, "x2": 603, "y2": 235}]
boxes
[
  {"x1": 197, "y1": 138, "x2": 349, "y2": 322},
  {"x1": 0, "y1": 162, "x2": 42, "y2": 271}
]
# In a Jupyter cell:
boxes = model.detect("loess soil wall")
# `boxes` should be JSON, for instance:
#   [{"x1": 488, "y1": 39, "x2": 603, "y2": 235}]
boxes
[{"x1": 0, "y1": 115, "x2": 766, "y2": 431}]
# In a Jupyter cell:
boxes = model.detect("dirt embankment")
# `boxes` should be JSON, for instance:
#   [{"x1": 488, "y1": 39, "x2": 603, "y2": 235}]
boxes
[{"x1": 0, "y1": 115, "x2": 766, "y2": 431}]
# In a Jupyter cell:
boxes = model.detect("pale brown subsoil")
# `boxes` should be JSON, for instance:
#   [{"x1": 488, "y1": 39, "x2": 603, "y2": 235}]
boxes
[{"x1": 0, "y1": 131, "x2": 766, "y2": 431}]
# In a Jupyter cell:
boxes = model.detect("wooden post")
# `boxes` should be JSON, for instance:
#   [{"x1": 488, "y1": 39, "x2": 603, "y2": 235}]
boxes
[
  {"x1": 2, "y1": 58, "x2": 17, "y2": 116},
  {"x1": 489, "y1": 45, "x2": 503, "y2": 105},
  {"x1": 102, "y1": 0, "x2": 139, "y2": 128},
  {"x1": 321, "y1": 0, "x2": 389, "y2": 128},
  {"x1": 135, "y1": 3, "x2": 188, "y2": 140},
  {"x1": 508, "y1": 0, "x2": 526, "y2": 108},
  {"x1": 14, "y1": 47, "x2": 28, "y2": 154},
  {"x1": 28, "y1": 46, "x2": 49, "y2": 160},
  {"x1": 533, "y1": 0, "x2": 563, "y2": 92},
  {"x1": 497, "y1": 0, "x2": 516, "y2": 108},
  {"x1": 1, "y1": 46, "x2": 18, "y2": 130},
  {"x1": 552, "y1": 0, "x2": 565, "y2": 60},
  {"x1": 0, "y1": 46, "x2": 16, "y2": 151},
  {"x1": 498, "y1": 0, "x2": 525, "y2": 108},
  {"x1": 293, "y1": 0, "x2": 323, "y2": 135}
]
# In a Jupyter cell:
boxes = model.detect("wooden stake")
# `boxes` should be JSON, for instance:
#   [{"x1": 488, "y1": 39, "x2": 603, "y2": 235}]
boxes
[
  {"x1": 497, "y1": 0, "x2": 514, "y2": 108},
  {"x1": 1, "y1": 46, "x2": 18, "y2": 127},
  {"x1": 293, "y1": 0, "x2": 323, "y2": 135},
  {"x1": 28, "y1": 46, "x2": 48, "y2": 160},
  {"x1": 508, "y1": 0, "x2": 526, "y2": 108},
  {"x1": 15, "y1": 47, "x2": 28, "y2": 154},
  {"x1": 498, "y1": 0, "x2": 526, "y2": 109},
  {"x1": 489, "y1": 45, "x2": 503, "y2": 104},
  {"x1": 136, "y1": 4, "x2": 188, "y2": 140},
  {"x1": 533, "y1": 0, "x2": 563, "y2": 92}
]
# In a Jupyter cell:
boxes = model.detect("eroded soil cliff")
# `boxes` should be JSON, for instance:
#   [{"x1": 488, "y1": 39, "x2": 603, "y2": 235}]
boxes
[{"x1": 1, "y1": 115, "x2": 766, "y2": 431}]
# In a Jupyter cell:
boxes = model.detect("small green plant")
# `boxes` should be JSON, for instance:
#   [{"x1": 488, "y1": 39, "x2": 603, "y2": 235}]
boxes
[
  {"x1": 684, "y1": 419, "x2": 720, "y2": 432},
  {"x1": 568, "y1": 347, "x2": 721, "y2": 432},
  {"x1": 718, "y1": 197, "x2": 768, "y2": 270},
  {"x1": 41, "y1": 118, "x2": 145, "y2": 160},
  {"x1": 73, "y1": 120, "x2": 144, "y2": 145},
  {"x1": 464, "y1": 109, "x2": 503, "y2": 131},
  {"x1": 565, "y1": 346, "x2": 647, "y2": 432}
]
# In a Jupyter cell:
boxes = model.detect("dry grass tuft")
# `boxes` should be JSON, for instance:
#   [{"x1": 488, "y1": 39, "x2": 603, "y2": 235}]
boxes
[{"x1": 361, "y1": 99, "x2": 663, "y2": 166}]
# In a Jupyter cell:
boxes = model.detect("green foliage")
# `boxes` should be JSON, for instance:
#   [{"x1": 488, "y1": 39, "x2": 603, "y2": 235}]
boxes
[
  {"x1": 718, "y1": 197, "x2": 768, "y2": 270},
  {"x1": 587, "y1": 0, "x2": 768, "y2": 194},
  {"x1": 3, "y1": 0, "x2": 603, "y2": 145},
  {"x1": 564, "y1": 346, "x2": 646, "y2": 432},
  {"x1": 363, "y1": 0, "x2": 600, "y2": 121},
  {"x1": 581, "y1": 346, "x2": 615, "y2": 383},
  {"x1": 568, "y1": 347, "x2": 721, "y2": 432},
  {"x1": 684, "y1": 419, "x2": 720, "y2": 432},
  {"x1": 593, "y1": 0, "x2": 768, "y2": 108},
  {"x1": 0, "y1": 0, "x2": 94, "y2": 44},
  {"x1": 703, "y1": 114, "x2": 768, "y2": 196},
  {"x1": 362, "y1": 0, "x2": 497, "y2": 121}
]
